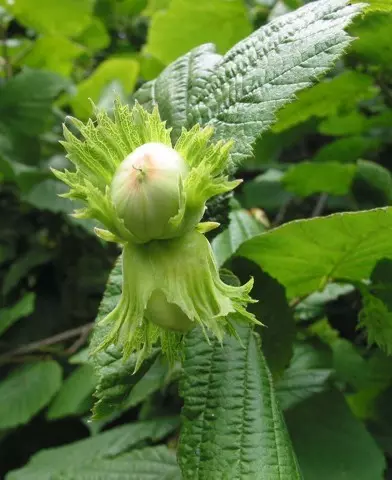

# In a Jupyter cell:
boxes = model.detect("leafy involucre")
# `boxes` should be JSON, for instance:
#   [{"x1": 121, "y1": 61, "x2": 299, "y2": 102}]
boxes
[
  {"x1": 179, "y1": 324, "x2": 302, "y2": 479},
  {"x1": 0, "y1": 361, "x2": 62, "y2": 429},
  {"x1": 239, "y1": 208, "x2": 392, "y2": 298}
]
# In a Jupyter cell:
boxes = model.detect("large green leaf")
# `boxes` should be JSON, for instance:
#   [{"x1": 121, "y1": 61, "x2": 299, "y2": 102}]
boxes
[
  {"x1": 136, "y1": 0, "x2": 364, "y2": 162},
  {"x1": 272, "y1": 71, "x2": 376, "y2": 133},
  {"x1": 145, "y1": 0, "x2": 251, "y2": 65},
  {"x1": 71, "y1": 57, "x2": 139, "y2": 118},
  {"x1": 0, "y1": 292, "x2": 35, "y2": 336},
  {"x1": 179, "y1": 324, "x2": 302, "y2": 479},
  {"x1": 0, "y1": 69, "x2": 68, "y2": 136},
  {"x1": 239, "y1": 207, "x2": 392, "y2": 298},
  {"x1": 4, "y1": 0, "x2": 94, "y2": 37},
  {"x1": 7, "y1": 419, "x2": 179, "y2": 480},
  {"x1": 282, "y1": 162, "x2": 356, "y2": 197},
  {"x1": 54, "y1": 446, "x2": 181, "y2": 480},
  {"x1": 47, "y1": 364, "x2": 97, "y2": 420},
  {"x1": 212, "y1": 209, "x2": 266, "y2": 267},
  {"x1": 0, "y1": 361, "x2": 62, "y2": 429},
  {"x1": 286, "y1": 390, "x2": 386, "y2": 479}
]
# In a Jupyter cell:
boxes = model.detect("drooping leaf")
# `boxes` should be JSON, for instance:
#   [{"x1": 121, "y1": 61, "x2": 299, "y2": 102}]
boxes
[
  {"x1": 212, "y1": 209, "x2": 266, "y2": 267},
  {"x1": 0, "y1": 361, "x2": 62, "y2": 429},
  {"x1": 318, "y1": 111, "x2": 367, "y2": 136},
  {"x1": 144, "y1": 0, "x2": 251, "y2": 65},
  {"x1": 272, "y1": 71, "x2": 376, "y2": 133},
  {"x1": 179, "y1": 324, "x2": 302, "y2": 479},
  {"x1": 53, "y1": 446, "x2": 181, "y2": 480},
  {"x1": 282, "y1": 162, "x2": 356, "y2": 197},
  {"x1": 239, "y1": 207, "x2": 392, "y2": 298},
  {"x1": 355, "y1": 159, "x2": 392, "y2": 204},
  {"x1": 71, "y1": 58, "x2": 139, "y2": 118},
  {"x1": 286, "y1": 390, "x2": 386, "y2": 480},
  {"x1": 313, "y1": 136, "x2": 380, "y2": 163},
  {"x1": 6, "y1": 419, "x2": 180, "y2": 480},
  {"x1": 136, "y1": 0, "x2": 365, "y2": 163},
  {"x1": 0, "y1": 292, "x2": 35, "y2": 336},
  {"x1": 47, "y1": 364, "x2": 97, "y2": 420}
]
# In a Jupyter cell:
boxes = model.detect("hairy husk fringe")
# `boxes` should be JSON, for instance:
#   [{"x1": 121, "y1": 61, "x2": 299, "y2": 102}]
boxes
[{"x1": 55, "y1": 99, "x2": 258, "y2": 366}]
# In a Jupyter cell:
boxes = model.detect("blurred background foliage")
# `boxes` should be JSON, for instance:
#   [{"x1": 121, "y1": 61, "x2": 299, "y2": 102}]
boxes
[{"x1": 1, "y1": 0, "x2": 392, "y2": 478}]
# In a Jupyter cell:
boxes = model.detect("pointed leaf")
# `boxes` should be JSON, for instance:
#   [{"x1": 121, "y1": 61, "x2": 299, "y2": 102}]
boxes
[
  {"x1": 179, "y1": 324, "x2": 302, "y2": 479},
  {"x1": 239, "y1": 207, "x2": 392, "y2": 298}
]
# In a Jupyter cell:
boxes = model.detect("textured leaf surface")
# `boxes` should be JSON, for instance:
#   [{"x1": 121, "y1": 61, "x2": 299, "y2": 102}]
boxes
[
  {"x1": 136, "y1": 0, "x2": 364, "y2": 163},
  {"x1": 7, "y1": 418, "x2": 179, "y2": 479},
  {"x1": 286, "y1": 390, "x2": 386, "y2": 480},
  {"x1": 282, "y1": 162, "x2": 356, "y2": 197},
  {"x1": 47, "y1": 364, "x2": 97, "y2": 420},
  {"x1": 57, "y1": 446, "x2": 181, "y2": 480},
  {"x1": 272, "y1": 71, "x2": 376, "y2": 133},
  {"x1": 145, "y1": 0, "x2": 251, "y2": 65},
  {"x1": 0, "y1": 292, "x2": 35, "y2": 336},
  {"x1": 187, "y1": 0, "x2": 365, "y2": 163},
  {"x1": 212, "y1": 209, "x2": 266, "y2": 267},
  {"x1": 239, "y1": 208, "x2": 392, "y2": 298},
  {"x1": 179, "y1": 324, "x2": 302, "y2": 479},
  {"x1": 0, "y1": 361, "x2": 62, "y2": 429}
]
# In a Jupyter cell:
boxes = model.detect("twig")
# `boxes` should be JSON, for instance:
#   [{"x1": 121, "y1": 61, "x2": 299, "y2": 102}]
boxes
[
  {"x1": 273, "y1": 197, "x2": 294, "y2": 226},
  {"x1": 0, "y1": 323, "x2": 94, "y2": 362},
  {"x1": 311, "y1": 193, "x2": 328, "y2": 218}
]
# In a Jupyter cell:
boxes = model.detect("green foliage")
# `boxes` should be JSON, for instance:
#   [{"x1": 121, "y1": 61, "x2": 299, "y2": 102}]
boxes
[
  {"x1": 3, "y1": 0, "x2": 392, "y2": 478},
  {"x1": 0, "y1": 361, "x2": 62, "y2": 429},
  {"x1": 179, "y1": 324, "x2": 302, "y2": 479},
  {"x1": 240, "y1": 208, "x2": 392, "y2": 297}
]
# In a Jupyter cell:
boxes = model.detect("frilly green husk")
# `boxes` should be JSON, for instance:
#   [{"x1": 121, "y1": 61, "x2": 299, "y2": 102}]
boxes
[{"x1": 93, "y1": 229, "x2": 259, "y2": 369}]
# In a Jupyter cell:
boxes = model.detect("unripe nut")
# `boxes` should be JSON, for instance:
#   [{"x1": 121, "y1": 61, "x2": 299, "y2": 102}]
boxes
[{"x1": 111, "y1": 142, "x2": 187, "y2": 243}]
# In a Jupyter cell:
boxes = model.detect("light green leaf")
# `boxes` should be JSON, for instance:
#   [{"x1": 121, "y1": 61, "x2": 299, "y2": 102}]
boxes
[
  {"x1": 239, "y1": 207, "x2": 392, "y2": 298},
  {"x1": 353, "y1": 0, "x2": 392, "y2": 12},
  {"x1": 282, "y1": 162, "x2": 356, "y2": 197},
  {"x1": 47, "y1": 364, "x2": 97, "y2": 420},
  {"x1": 55, "y1": 446, "x2": 181, "y2": 480},
  {"x1": 272, "y1": 71, "x2": 376, "y2": 133},
  {"x1": 6, "y1": 418, "x2": 180, "y2": 480},
  {"x1": 286, "y1": 390, "x2": 386, "y2": 480},
  {"x1": 0, "y1": 292, "x2": 35, "y2": 336},
  {"x1": 0, "y1": 361, "x2": 62, "y2": 429},
  {"x1": 71, "y1": 58, "x2": 139, "y2": 118},
  {"x1": 351, "y1": 13, "x2": 392, "y2": 71},
  {"x1": 22, "y1": 35, "x2": 84, "y2": 76},
  {"x1": 276, "y1": 343, "x2": 332, "y2": 410},
  {"x1": 144, "y1": 0, "x2": 251, "y2": 65},
  {"x1": 136, "y1": 0, "x2": 365, "y2": 163},
  {"x1": 5, "y1": 0, "x2": 94, "y2": 37},
  {"x1": 179, "y1": 324, "x2": 302, "y2": 479},
  {"x1": 313, "y1": 137, "x2": 380, "y2": 164},
  {"x1": 76, "y1": 17, "x2": 110, "y2": 51},
  {"x1": 0, "y1": 69, "x2": 68, "y2": 135},
  {"x1": 212, "y1": 209, "x2": 266, "y2": 267}
]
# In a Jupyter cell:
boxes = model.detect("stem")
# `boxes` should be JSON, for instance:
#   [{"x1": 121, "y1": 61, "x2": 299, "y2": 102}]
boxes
[
  {"x1": 311, "y1": 193, "x2": 328, "y2": 218},
  {"x1": 0, "y1": 323, "x2": 94, "y2": 363}
]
